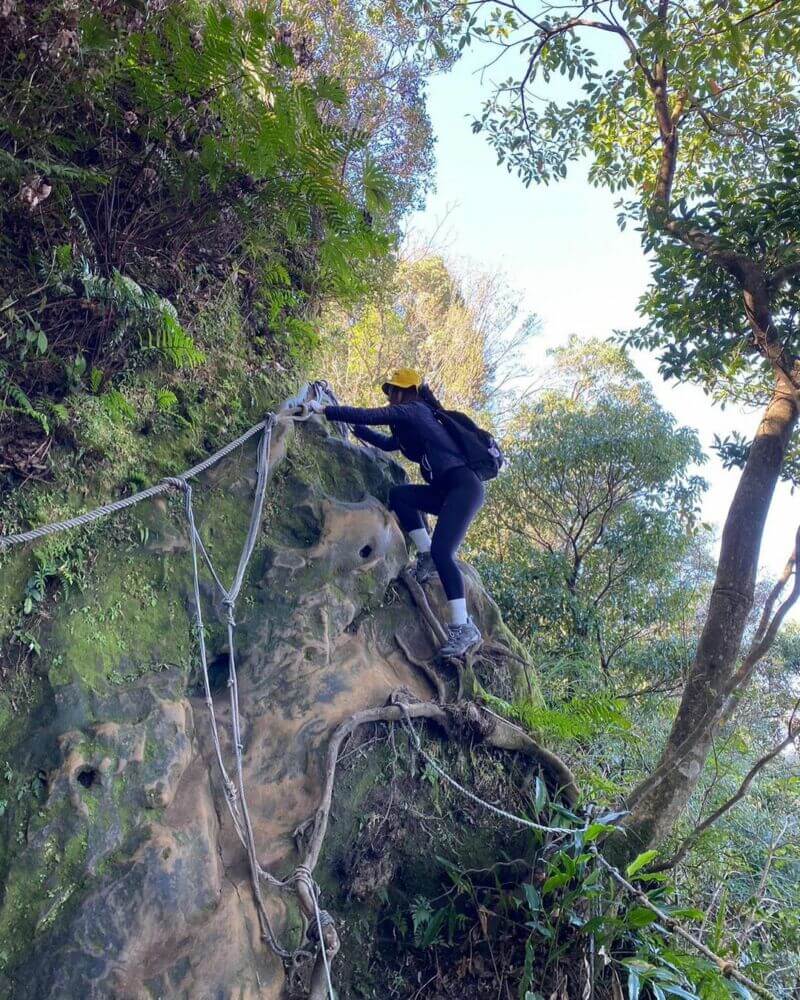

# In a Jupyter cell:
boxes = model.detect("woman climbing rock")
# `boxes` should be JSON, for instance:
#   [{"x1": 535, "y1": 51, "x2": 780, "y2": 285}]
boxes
[{"x1": 309, "y1": 368, "x2": 496, "y2": 658}]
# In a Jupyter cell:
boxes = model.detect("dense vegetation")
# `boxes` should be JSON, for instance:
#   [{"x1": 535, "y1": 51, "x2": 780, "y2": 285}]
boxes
[{"x1": 1, "y1": 1, "x2": 799, "y2": 998}]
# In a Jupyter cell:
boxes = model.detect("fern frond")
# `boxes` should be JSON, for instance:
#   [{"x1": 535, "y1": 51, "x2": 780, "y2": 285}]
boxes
[
  {"x1": 0, "y1": 363, "x2": 50, "y2": 434},
  {"x1": 155, "y1": 388, "x2": 178, "y2": 412},
  {"x1": 75, "y1": 262, "x2": 204, "y2": 369},
  {"x1": 100, "y1": 389, "x2": 136, "y2": 424},
  {"x1": 146, "y1": 314, "x2": 205, "y2": 368},
  {"x1": 488, "y1": 692, "x2": 631, "y2": 742}
]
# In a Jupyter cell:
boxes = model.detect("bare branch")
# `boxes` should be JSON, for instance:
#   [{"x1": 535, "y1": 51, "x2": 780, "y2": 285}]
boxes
[
  {"x1": 752, "y1": 536, "x2": 797, "y2": 645},
  {"x1": 725, "y1": 524, "x2": 800, "y2": 700},
  {"x1": 650, "y1": 698, "x2": 800, "y2": 872}
]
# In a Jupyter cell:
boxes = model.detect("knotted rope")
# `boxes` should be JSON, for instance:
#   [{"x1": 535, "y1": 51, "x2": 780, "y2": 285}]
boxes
[{"x1": 0, "y1": 381, "x2": 342, "y2": 997}]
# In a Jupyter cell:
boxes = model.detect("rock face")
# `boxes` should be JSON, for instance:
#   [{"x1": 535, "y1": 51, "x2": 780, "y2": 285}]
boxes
[{"x1": 0, "y1": 415, "x2": 530, "y2": 999}]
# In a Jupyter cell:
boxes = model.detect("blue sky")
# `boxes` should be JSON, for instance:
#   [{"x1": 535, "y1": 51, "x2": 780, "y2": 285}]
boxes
[{"x1": 410, "y1": 49, "x2": 797, "y2": 586}]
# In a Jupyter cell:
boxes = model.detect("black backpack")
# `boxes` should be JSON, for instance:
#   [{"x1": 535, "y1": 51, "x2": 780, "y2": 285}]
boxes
[{"x1": 433, "y1": 409, "x2": 504, "y2": 481}]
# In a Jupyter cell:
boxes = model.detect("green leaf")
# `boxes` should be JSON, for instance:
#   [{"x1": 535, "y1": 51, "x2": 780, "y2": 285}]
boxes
[
  {"x1": 523, "y1": 883, "x2": 540, "y2": 913},
  {"x1": 533, "y1": 775, "x2": 548, "y2": 813},
  {"x1": 583, "y1": 822, "x2": 612, "y2": 844},
  {"x1": 626, "y1": 850, "x2": 658, "y2": 878},
  {"x1": 542, "y1": 872, "x2": 570, "y2": 894},
  {"x1": 624, "y1": 905, "x2": 658, "y2": 929}
]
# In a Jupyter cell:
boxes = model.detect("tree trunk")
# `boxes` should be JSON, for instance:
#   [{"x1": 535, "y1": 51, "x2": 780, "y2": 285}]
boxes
[{"x1": 614, "y1": 379, "x2": 798, "y2": 857}]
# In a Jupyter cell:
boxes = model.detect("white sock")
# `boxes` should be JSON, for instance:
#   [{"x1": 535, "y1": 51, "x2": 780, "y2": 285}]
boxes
[
  {"x1": 410, "y1": 528, "x2": 432, "y2": 553},
  {"x1": 447, "y1": 599, "x2": 468, "y2": 626}
]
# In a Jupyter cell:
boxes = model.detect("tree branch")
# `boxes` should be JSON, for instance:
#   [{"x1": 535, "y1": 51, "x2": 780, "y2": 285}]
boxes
[
  {"x1": 724, "y1": 524, "x2": 800, "y2": 701},
  {"x1": 649, "y1": 699, "x2": 800, "y2": 872},
  {"x1": 769, "y1": 256, "x2": 800, "y2": 292}
]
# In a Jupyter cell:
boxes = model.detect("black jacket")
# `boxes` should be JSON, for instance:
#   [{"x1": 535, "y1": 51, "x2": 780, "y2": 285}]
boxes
[{"x1": 324, "y1": 400, "x2": 465, "y2": 481}]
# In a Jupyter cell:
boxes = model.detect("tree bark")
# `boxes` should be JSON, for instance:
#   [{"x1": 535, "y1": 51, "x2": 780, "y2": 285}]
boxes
[{"x1": 616, "y1": 379, "x2": 798, "y2": 855}]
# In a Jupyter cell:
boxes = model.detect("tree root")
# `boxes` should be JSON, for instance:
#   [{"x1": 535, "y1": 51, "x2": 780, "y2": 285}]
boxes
[
  {"x1": 295, "y1": 690, "x2": 579, "y2": 879},
  {"x1": 470, "y1": 702, "x2": 579, "y2": 806},
  {"x1": 400, "y1": 568, "x2": 448, "y2": 645},
  {"x1": 394, "y1": 631, "x2": 448, "y2": 703},
  {"x1": 295, "y1": 698, "x2": 450, "y2": 872},
  {"x1": 286, "y1": 568, "x2": 579, "y2": 996}
]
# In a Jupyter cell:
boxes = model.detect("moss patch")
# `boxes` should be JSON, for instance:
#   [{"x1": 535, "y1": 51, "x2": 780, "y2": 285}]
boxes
[
  {"x1": 46, "y1": 549, "x2": 192, "y2": 691},
  {"x1": 0, "y1": 824, "x2": 88, "y2": 975}
]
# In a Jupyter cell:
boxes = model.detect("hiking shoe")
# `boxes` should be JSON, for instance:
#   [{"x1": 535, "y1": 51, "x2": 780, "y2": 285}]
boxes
[
  {"x1": 439, "y1": 618, "x2": 482, "y2": 658},
  {"x1": 414, "y1": 551, "x2": 436, "y2": 584}
]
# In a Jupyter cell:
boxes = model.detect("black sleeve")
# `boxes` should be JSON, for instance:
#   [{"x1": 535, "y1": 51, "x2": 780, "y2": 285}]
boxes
[
  {"x1": 353, "y1": 426, "x2": 399, "y2": 451},
  {"x1": 323, "y1": 403, "x2": 413, "y2": 428}
]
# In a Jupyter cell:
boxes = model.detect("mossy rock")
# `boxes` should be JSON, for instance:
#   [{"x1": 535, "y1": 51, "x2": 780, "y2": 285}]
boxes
[{"x1": 0, "y1": 413, "x2": 547, "y2": 999}]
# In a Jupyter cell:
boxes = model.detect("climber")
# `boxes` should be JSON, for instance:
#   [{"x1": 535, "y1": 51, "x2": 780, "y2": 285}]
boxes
[{"x1": 307, "y1": 369, "x2": 484, "y2": 658}]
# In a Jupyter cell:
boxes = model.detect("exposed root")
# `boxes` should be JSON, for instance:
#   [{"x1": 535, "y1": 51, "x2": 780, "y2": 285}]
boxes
[
  {"x1": 469, "y1": 702, "x2": 580, "y2": 806},
  {"x1": 401, "y1": 568, "x2": 448, "y2": 645},
  {"x1": 296, "y1": 698, "x2": 451, "y2": 872},
  {"x1": 394, "y1": 631, "x2": 448, "y2": 703},
  {"x1": 296, "y1": 690, "x2": 579, "y2": 885}
]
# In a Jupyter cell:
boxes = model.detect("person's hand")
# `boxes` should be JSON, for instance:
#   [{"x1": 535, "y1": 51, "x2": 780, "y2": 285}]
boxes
[{"x1": 306, "y1": 400, "x2": 325, "y2": 414}]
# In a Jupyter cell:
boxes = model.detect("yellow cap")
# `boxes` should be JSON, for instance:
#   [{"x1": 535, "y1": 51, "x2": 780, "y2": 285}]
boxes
[{"x1": 382, "y1": 367, "x2": 423, "y2": 395}]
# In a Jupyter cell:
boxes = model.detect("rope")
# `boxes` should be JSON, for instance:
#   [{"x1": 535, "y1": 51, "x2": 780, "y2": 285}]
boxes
[
  {"x1": 0, "y1": 381, "x2": 341, "y2": 998},
  {"x1": 399, "y1": 705, "x2": 578, "y2": 836},
  {"x1": 170, "y1": 405, "x2": 338, "y2": 996},
  {"x1": 177, "y1": 419, "x2": 294, "y2": 959},
  {"x1": 0, "y1": 418, "x2": 270, "y2": 550},
  {"x1": 0, "y1": 382, "x2": 345, "y2": 553},
  {"x1": 296, "y1": 865, "x2": 335, "y2": 998},
  {"x1": 313, "y1": 887, "x2": 335, "y2": 998},
  {"x1": 398, "y1": 705, "x2": 770, "y2": 999}
]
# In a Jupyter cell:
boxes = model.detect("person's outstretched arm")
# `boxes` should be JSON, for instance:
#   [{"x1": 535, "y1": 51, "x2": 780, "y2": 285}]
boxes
[
  {"x1": 351, "y1": 425, "x2": 399, "y2": 451},
  {"x1": 323, "y1": 403, "x2": 412, "y2": 427},
  {"x1": 307, "y1": 401, "x2": 412, "y2": 450}
]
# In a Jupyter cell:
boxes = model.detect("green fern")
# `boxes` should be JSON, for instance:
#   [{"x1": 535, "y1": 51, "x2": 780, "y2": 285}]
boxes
[
  {"x1": 0, "y1": 148, "x2": 102, "y2": 186},
  {"x1": 363, "y1": 155, "x2": 393, "y2": 214},
  {"x1": 0, "y1": 363, "x2": 50, "y2": 434},
  {"x1": 45, "y1": 401, "x2": 70, "y2": 426},
  {"x1": 76, "y1": 261, "x2": 205, "y2": 368},
  {"x1": 485, "y1": 691, "x2": 631, "y2": 742},
  {"x1": 155, "y1": 388, "x2": 178, "y2": 412},
  {"x1": 146, "y1": 314, "x2": 205, "y2": 368},
  {"x1": 100, "y1": 389, "x2": 136, "y2": 424}
]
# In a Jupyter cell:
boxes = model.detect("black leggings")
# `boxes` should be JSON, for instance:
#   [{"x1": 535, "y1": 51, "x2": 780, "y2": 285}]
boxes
[{"x1": 389, "y1": 466, "x2": 485, "y2": 601}]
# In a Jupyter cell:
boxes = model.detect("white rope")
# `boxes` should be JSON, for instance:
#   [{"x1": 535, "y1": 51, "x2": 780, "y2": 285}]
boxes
[
  {"x1": 399, "y1": 704, "x2": 578, "y2": 836},
  {"x1": 0, "y1": 419, "x2": 270, "y2": 550},
  {"x1": 313, "y1": 886, "x2": 335, "y2": 999},
  {"x1": 295, "y1": 866, "x2": 335, "y2": 1000},
  {"x1": 398, "y1": 704, "x2": 770, "y2": 999}
]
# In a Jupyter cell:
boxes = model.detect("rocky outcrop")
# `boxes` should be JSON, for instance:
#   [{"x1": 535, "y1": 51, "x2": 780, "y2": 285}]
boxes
[{"x1": 0, "y1": 414, "x2": 537, "y2": 999}]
